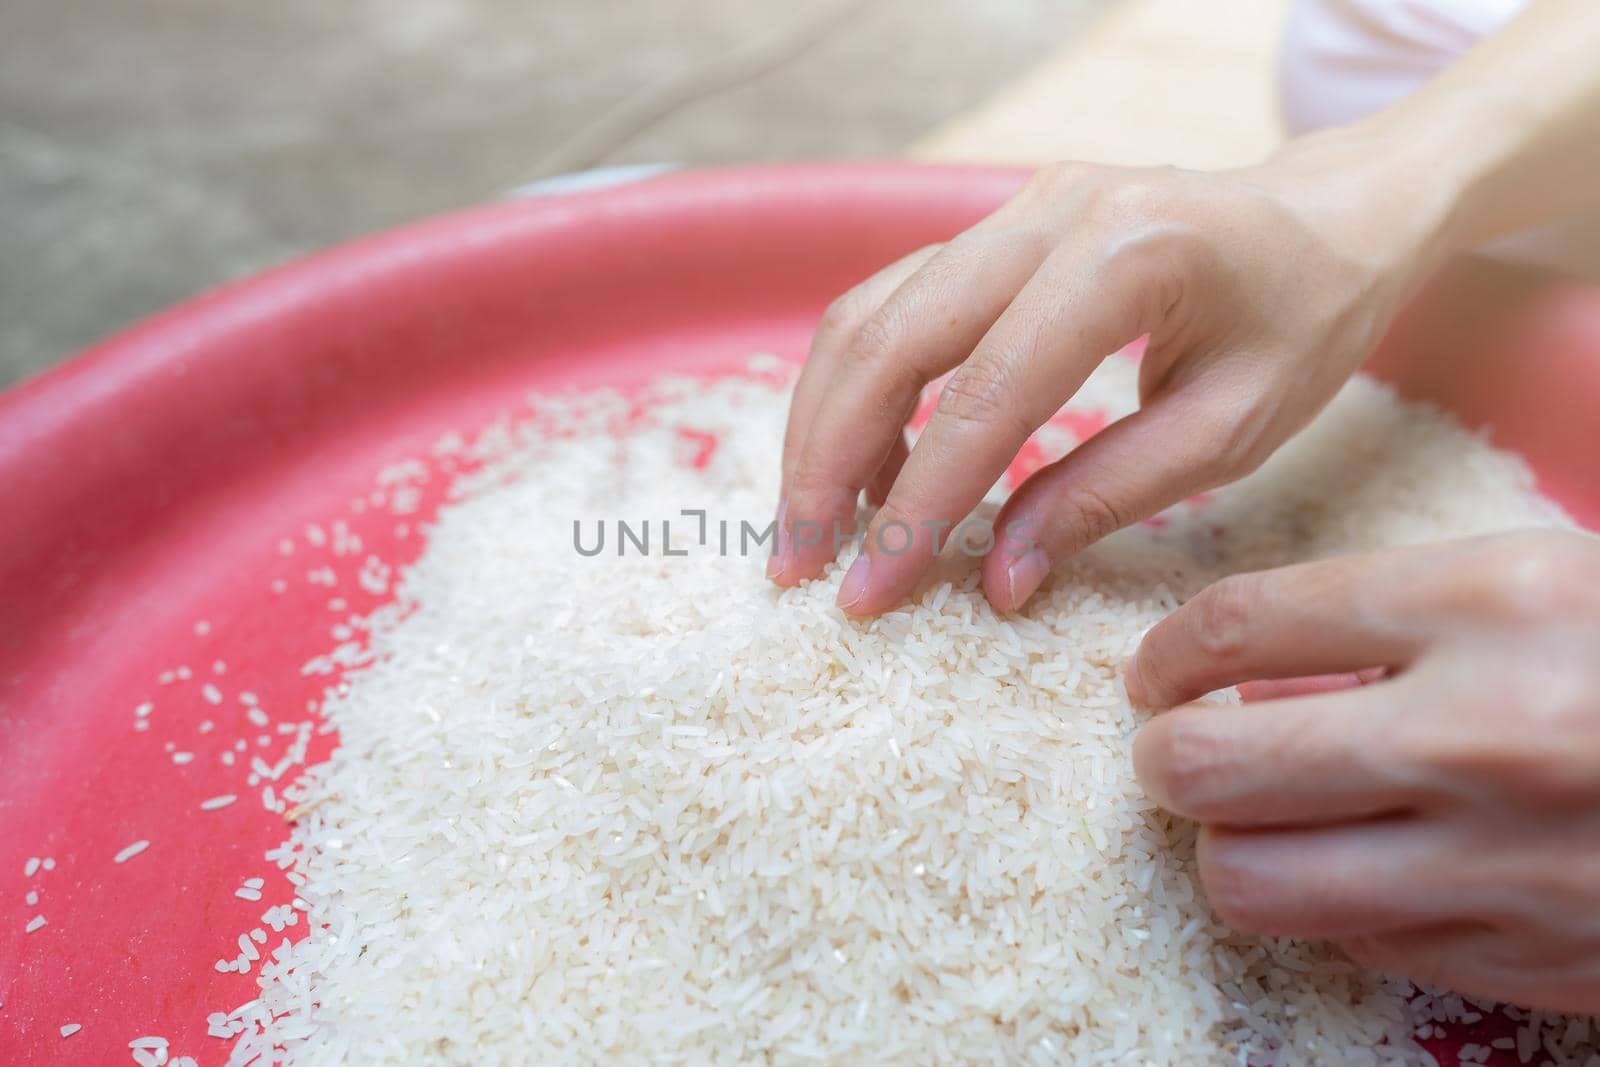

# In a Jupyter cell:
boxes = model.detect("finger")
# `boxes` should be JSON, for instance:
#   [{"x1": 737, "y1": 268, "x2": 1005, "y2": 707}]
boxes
[
  {"x1": 780, "y1": 244, "x2": 940, "y2": 502},
  {"x1": 1132, "y1": 682, "x2": 1430, "y2": 826},
  {"x1": 867, "y1": 431, "x2": 909, "y2": 507},
  {"x1": 1128, "y1": 542, "x2": 1461, "y2": 709},
  {"x1": 1342, "y1": 925, "x2": 1600, "y2": 1014},
  {"x1": 835, "y1": 239, "x2": 1160, "y2": 615},
  {"x1": 981, "y1": 387, "x2": 1238, "y2": 613},
  {"x1": 775, "y1": 228, "x2": 1049, "y2": 588},
  {"x1": 771, "y1": 245, "x2": 938, "y2": 583},
  {"x1": 1339, "y1": 922, "x2": 1496, "y2": 983},
  {"x1": 1198, "y1": 821, "x2": 1473, "y2": 939}
]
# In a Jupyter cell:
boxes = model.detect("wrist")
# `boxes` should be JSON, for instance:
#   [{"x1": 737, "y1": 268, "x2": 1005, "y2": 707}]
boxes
[
  {"x1": 1247, "y1": 124, "x2": 1460, "y2": 306},
  {"x1": 1350, "y1": 83, "x2": 1541, "y2": 251},
  {"x1": 1266, "y1": 78, "x2": 1560, "y2": 271}
]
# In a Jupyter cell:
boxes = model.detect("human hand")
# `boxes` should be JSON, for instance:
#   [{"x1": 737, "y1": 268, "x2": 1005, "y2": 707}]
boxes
[
  {"x1": 769, "y1": 151, "x2": 1448, "y2": 615},
  {"x1": 1129, "y1": 529, "x2": 1600, "y2": 1013}
]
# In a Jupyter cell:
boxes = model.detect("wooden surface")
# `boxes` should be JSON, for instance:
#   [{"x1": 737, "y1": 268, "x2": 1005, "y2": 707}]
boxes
[{"x1": 913, "y1": 0, "x2": 1291, "y2": 170}]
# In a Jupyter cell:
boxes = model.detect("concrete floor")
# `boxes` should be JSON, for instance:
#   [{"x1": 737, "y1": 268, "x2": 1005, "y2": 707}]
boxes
[{"x1": 0, "y1": 0, "x2": 1107, "y2": 388}]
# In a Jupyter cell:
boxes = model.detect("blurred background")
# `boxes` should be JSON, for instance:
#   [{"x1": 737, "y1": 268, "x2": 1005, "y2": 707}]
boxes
[{"x1": 0, "y1": 0, "x2": 1123, "y2": 388}]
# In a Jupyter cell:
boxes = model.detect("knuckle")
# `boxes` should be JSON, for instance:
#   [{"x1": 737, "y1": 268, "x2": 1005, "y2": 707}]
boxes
[
  {"x1": 1148, "y1": 717, "x2": 1234, "y2": 816},
  {"x1": 847, "y1": 309, "x2": 904, "y2": 369},
  {"x1": 1207, "y1": 397, "x2": 1279, "y2": 481},
  {"x1": 1132, "y1": 638, "x2": 1184, "y2": 709},
  {"x1": 1095, "y1": 224, "x2": 1169, "y2": 276},
  {"x1": 1091, "y1": 170, "x2": 1189, "y2": 233},
  {"x1": 1021, "y1": 160, "x2": 1093, "y2": 197},
  {"x1": 1489, "y1": 543, "x2": 1573, "y2": 618},
  {"x1": 818, "y1": 289, "x2": 872, "y2": 340},
  {"x1": 1198, "y1": 834, "x2": 1274, "y2": 932},
  {"x1": 1481, "y1": 530, "x2": 1600, "y2": 618},
  {"x1": 786, "y1": 454, "x2": 840, "y2": 505},
  {"x1": 845, "y1": 311, "x2": 925, "y2": 413},
  {"x1": 1187, "y1": 574, "x2": 1261, "y2": 665},
  {"x1": 937, "y1": 361, "x2": 1031, "y2": 439},
  {"x1": 871, "y1": 495, "x2": 916, "y2": 528},
  {"x1": 1050, "y1": 483, "x2": 1132, "y2": 553},
  {"x1": 1100, "y1": 177, "x2": 1169, "y2": 225},
  {"x1": 866, "y1": 497, "x2": 923, "y2": 554},
  {"x1": 1090, "y1": 220, "x2": 1197, "y2": 338}
]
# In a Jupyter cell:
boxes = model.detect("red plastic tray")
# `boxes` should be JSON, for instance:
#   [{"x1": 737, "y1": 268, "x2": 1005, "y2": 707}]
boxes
[{"x1": 3, "y1": 164, "x2": 1598, "y2": 1065}]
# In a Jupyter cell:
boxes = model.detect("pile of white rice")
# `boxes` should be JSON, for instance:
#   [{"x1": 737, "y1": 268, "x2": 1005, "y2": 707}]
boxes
[{"x1": 222, "y1": 356, "x2": 1596, "y2": 1065}]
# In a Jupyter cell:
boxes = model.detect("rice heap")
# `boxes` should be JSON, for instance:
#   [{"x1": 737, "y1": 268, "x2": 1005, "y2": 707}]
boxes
[{"x1": 225, "y1": 356, "x2": 1590, "y2": 1065}]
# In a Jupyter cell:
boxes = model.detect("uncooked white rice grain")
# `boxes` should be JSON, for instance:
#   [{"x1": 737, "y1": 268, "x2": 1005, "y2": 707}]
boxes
[
  {"x1": 114, "y1": 840, "x2": 149, "y2": 864},
  {"x1": 200, "y1": 795, "x2": 238, "y2": 811},
  {"x1": 214, "y1": 363, "x2": 1597, "y2": 1066}
]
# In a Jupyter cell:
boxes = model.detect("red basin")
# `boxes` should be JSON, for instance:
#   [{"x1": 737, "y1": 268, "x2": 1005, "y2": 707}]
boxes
[{"x1": 2, "y1": 164, "x2": 1597, "y2": 1065}]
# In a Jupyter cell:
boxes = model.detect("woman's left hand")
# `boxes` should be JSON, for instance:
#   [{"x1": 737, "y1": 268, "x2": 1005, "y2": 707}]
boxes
[{"x1": 1128, "y1": 528, "x2": 1600, "y2": 1013}]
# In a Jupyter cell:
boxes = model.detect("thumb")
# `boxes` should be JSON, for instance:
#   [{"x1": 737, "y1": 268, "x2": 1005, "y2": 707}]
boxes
[{"x1": 981, "y1": 392, "x2": 1244, "y2": 611}]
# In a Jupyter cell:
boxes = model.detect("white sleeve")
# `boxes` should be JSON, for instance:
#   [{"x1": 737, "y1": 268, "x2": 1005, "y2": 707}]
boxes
[{"x1": 1280, "y1": 0, "x2": 1600, "y2": 279}]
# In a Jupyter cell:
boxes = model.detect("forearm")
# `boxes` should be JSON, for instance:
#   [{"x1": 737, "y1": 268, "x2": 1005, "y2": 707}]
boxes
[
  {"x1": 1379, "y1": 0, "x2": 1600, "y2": 247},
  {"x1": 1258, "y1": 0, "x2": 1600, "y2": 290}
]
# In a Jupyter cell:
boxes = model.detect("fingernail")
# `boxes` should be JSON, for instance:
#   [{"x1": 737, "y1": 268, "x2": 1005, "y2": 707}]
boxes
[
  {"x1": 765, "y1": 500, "x2": 788, "y2": 580},
  {"x1": 837, "y1": 554, "x2": 872, "y2": 610},
  {"x1": 1004, "y1": 547, "x2": 1050, "y2": 610}
]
